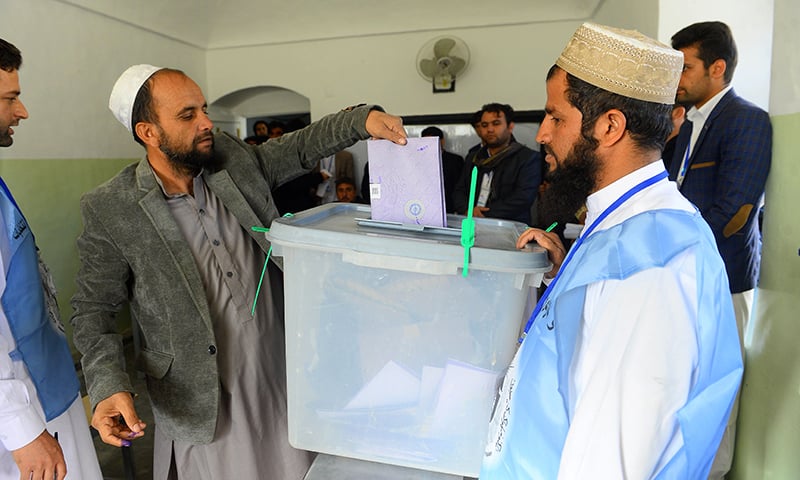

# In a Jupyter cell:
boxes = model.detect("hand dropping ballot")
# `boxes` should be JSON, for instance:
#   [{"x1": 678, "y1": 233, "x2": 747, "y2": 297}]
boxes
[{"x1": 367, "y1": 137, "x2": 447, "y2": 227}]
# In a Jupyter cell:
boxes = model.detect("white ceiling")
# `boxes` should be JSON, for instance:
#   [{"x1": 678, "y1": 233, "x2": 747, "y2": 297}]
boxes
[{"x1": 57, "y1": 0, "x2": 602, "y2": 49}]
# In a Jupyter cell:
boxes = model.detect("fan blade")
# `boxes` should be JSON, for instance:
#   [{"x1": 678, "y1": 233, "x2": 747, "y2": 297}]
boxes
[
  {"x1": 449, "y1": 56, "x2": 467, "y2": 76},
  {"x1": 433, "y1": 38, "x2": 455, "y2": 58},
  {"x1": 419, "y1": 58, "x2": 439, "y2": 79}
]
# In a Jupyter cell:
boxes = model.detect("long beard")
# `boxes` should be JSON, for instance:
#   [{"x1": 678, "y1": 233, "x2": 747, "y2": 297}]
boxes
[
  {"x1": 537, "y1": 136, "x2": 600, "y2": 228},
  {"x1": 159, "y1": 132, "x2": 219, "y2": 176}
]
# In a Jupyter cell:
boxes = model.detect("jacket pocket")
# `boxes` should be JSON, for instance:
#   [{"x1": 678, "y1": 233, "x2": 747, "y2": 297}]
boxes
[{"x1": 136, "y1": 348, "x2": 174, "y2": 379}]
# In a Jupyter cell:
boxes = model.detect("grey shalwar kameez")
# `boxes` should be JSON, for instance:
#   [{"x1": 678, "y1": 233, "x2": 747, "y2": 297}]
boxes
[{"x1": 151, "y1": 175, "x2": 312, "y2": 479}]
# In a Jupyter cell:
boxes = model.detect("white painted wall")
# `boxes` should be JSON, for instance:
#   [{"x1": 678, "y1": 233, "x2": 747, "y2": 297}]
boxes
[
  {"x1": 767, "y1": 0, "x2": 800, "y2": 117},
  {"x1": 0, "y1": 0, "x2": 778, "y2": 159},
  {"x1": 214, "y1": 87, "x2": 310, "y2": 118},
  {"x1": 203, "y1": 0, "x2": 661, "y2": 121},
  {"x1": 731, "y1": 0, "x2": 800, "y2": 476},
  {"x1": 0, "y1": 0, "x2": 206, "y2": 160},
  {"x1": 593, "y1": 0, "x2": 659, "y2": 37},
  {"x1": 205, "y1": 20, "x2": 582, "y2": 121},
  {"x1": 657, "y1": 0, "x2": 774, "y2": 110}
]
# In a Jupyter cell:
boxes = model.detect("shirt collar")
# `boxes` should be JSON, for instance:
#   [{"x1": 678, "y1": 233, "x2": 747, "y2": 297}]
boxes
[
  {"x1": 686, "y1": 85, "x2": 732, "y2": 127},
  {"x1": 147, "y1": 160, "x2": 205, "y2": 199},
  {"x1": 584, "y1": 161, "x2": 667, "y2": 228}
]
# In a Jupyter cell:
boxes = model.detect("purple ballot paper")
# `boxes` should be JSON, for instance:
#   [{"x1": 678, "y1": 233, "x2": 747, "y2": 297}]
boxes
[{"x1": 367, "y1": 137, "x2": 447, "y2": 227}]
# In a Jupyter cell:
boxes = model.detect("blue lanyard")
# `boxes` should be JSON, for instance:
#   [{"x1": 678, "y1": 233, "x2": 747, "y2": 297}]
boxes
[
  {"x1": 519, "y1": 170, "x2": 668, "y2": 342},
  {"x1": 677, "y1": 139, "x2": 691, "y2": 187}
]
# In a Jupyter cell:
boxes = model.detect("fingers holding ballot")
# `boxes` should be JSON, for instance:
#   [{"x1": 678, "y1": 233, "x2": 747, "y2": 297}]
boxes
[
  {"x1": 365, "y1": 110, "x2": 407, "y2": 145},
  {"x1": 517, "y1": 227, "x2": 566, "y2": 279}
]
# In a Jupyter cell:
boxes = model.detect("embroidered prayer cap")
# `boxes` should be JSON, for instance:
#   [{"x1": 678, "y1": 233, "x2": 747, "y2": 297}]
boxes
[
  {"x1": 556, "y1": 23, "x2": 683, "y2": 105},
  {"x1": 109, "y1": 64, "x2": 163, "y2": 132}
]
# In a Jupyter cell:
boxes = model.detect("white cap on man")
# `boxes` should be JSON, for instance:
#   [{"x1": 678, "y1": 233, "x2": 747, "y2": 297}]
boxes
[
  {"x1": 555, "y1": 23, "x2": 683, "y2": 104},
  {"x1": 108, "y1": 64, "x2": 163, "y2": 132}
]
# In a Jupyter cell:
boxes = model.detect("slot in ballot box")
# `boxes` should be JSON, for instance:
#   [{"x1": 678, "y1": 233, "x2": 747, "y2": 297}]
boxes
[{"x1": 267, "y1": 203, "x2": 550, "y2": 477}]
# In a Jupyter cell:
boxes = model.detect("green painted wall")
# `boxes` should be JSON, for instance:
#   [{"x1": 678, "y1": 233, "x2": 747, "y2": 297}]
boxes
[
  {"x1": 0, "y1": 157, "x2": 136, "y2": 357},
  {"x1": 732, "y1": 112, "x2": 800, "y2": 479}
]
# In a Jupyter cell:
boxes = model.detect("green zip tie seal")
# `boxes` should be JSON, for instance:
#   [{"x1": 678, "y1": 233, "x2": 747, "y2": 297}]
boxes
[
  {"x1": 460, "y1": 166, "x2": 478, "y2": 277},
  {"x1": 250, "y1": 213, "x2": 294, "y2": 316}
]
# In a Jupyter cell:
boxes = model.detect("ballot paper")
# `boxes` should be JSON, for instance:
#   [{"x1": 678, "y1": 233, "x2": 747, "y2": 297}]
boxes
[
  {"x1": 344, "y1": 360, "x2": 420, "y2": 410},
  {"x1": 425, "y1": 359, "x2": 499, "y2": 438},
  {"x1": 333, "y1": 358, "x2": 498, "y2": 438},
  {"x1": 367, "y1": 137, "x2": 447, "y2": 227}
]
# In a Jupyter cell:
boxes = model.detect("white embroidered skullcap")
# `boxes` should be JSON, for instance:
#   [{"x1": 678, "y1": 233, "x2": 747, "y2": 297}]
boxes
[
  {"x1": 109, "y1": 64, "x2": 163, "y2": 132},
  {"x1": 556, "y1": 23, "x2": 683, "y2": 104}
]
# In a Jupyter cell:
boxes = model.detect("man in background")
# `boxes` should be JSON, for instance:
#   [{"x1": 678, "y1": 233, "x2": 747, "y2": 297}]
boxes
[
  {"x1": 465, "y1": 109, "x2": 485, "y2": 158},
  {"x1": 316, "y1": 150, "x2": 355, "y2": 204},
  {"x1": 661, "y1": 100, "x2": 690, "y2": 172},
  {"x1": 0, "y1": 37, "x2": 102, "y2": 480},
  {"x1": 452, "y1": 103, "x2": 542, "y2": 224},
  {"x1": 334, "y1": 177, "x2": 364, "y2": 204},
  {"x1": 253, "y1": 120, "x2": 268, "y2": 137},
  {"x1": 421, "y1": 126, "x2": 463, "y2": 213},
  {"x1": 669, "y1": 21, "x2": 772, "y2": 479},
  {"x1": 267, "y1": 120, "x2": 285, "y2": 138}
]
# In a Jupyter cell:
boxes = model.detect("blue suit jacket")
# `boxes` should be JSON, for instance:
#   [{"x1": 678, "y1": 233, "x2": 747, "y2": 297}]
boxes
[{"x1": 668, "y1": 89, "x2": 772, "y2": 293}]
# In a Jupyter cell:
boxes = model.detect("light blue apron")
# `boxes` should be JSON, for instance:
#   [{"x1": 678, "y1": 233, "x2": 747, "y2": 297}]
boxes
[
  {"x1": 481, "y1": 177, "x2": 742, "y2": 479},
  {"x1": 0, "y1": 178, "x2": 79, "y2": 421}
]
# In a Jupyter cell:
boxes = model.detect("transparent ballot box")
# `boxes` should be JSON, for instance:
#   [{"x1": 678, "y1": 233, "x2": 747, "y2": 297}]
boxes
[{"x1": 267, "y1": 203, "x2": 550, "y2": 477}]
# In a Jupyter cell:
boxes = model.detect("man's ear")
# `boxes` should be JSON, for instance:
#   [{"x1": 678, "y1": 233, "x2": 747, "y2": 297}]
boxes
[
  {"x1": 135, "y1": 122, "x2": 159, "y2": 148},
  {"x1": 594, "y1": 109, "x2": 627, "y2": 147},
  {"x1": 710, "y1": 59, "x2": 727, "y2": 81},
  {"x1": 507, "y1": 121, "x2": 515, "y2": 133},
  {"x1": 672, "y1": 105, "x2": 687, "y2": 123}
]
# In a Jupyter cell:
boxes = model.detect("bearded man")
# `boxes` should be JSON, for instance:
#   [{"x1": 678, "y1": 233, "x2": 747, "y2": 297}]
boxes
[
  {"x1": 480, "y1": 24, "x2": 743, "y2": 479},
  {"x1": 70, "y1": 65, "x2": 406, "y2": 480}
]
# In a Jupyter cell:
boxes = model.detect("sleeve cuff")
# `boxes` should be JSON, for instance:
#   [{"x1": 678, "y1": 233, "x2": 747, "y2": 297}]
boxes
[{"x1": 0, "y1": 403, "x2": 46, "y2": 451}]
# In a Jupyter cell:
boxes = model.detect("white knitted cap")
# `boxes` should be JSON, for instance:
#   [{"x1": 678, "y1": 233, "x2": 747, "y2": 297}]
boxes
[{"x1": 108, "y1": 64, "x2": 163, "y2": 132}]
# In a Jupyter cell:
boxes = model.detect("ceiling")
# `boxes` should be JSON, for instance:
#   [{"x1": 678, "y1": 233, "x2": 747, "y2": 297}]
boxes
[{"x1": 57, "y1": 0, "x2": 602, "y2": 49}]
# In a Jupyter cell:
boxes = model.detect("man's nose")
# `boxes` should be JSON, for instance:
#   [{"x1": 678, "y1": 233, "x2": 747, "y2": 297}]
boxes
[
  {"x1": 536, "y1": 125, "x2": 549, "y2": 144},
  {"x1": 199, "y1": 114, "x2": 213, "y2": 131},
  {"x1": 16, "y1": 99, "x2": 29, "y2": 120}
]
